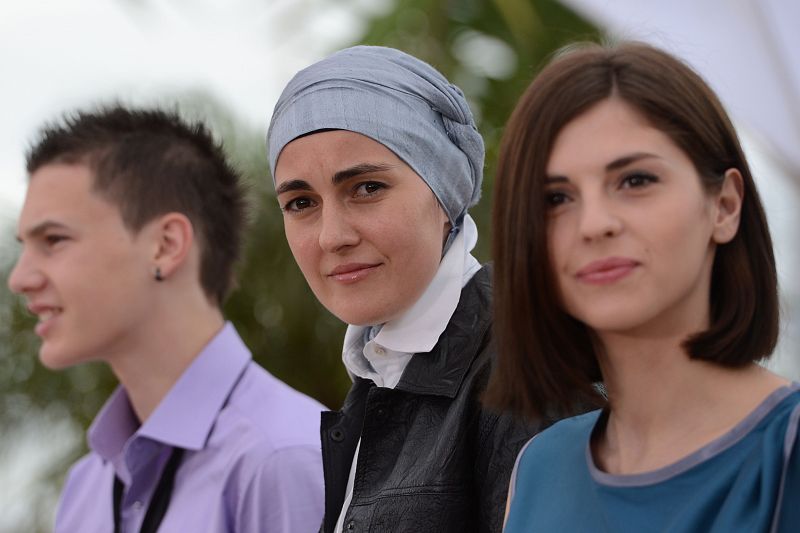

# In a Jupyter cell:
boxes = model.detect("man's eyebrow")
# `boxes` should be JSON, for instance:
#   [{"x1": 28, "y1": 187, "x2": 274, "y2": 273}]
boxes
[
  {"x1": 275, "y1": 179, "x2": 312, "y2": 196},
  {"x1": 16, "y1": 220, "x2": 68, "y2": 242},
  {"x1": 332, "y1": 163, "x2": 396, "y2": 186}
]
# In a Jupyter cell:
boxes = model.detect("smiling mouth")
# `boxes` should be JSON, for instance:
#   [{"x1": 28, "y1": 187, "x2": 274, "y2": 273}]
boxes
[
  {"x1": 328, "y1": 263, "x2": 382, "y2": 284},
  {"x1": 31, "y1": 307, "x2": 63, "y2": 336}
]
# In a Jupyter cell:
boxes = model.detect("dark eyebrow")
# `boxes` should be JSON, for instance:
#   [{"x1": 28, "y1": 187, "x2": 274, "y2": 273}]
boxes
[
  {"x1": 332, "y1": 163, "x2": 397, "y2": 186},
  {"x1": 17, "y1": 220, "x2": 69, "y2": 243},
  {"x1": 546, "y1": 152, "x2": 661, "y2": 183},
  {"x1": 275, "y1": 179, "x2": 311, "y2": 196},
  {"x1": 275, "y1": 163, "x2": 397, "y2": 196},
  {"x1": 605, "y1": 152, "x2": 660, "y2": 172}
]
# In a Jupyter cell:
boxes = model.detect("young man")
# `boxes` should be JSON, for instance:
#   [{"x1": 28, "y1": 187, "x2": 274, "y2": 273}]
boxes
[{"x1": 9, "y1": 106, "x2": 325, "y2": 532}]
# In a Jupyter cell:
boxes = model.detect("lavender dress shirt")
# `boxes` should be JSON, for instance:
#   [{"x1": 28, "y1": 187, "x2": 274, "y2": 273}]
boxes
[{"x1": 54, "y1": 322, "x2": 325, "y2": 532}]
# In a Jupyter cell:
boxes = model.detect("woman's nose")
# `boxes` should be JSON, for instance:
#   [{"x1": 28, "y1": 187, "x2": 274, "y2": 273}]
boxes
[
  {"x1": 578, "y1": 195, "x2": 623, "y2": 242},
  {"x1": 318, "y1": 205, "x2": 360, "y2": 253}
]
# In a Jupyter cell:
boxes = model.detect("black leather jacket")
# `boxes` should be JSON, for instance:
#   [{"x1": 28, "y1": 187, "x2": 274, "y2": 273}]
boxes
[{"x1": 319, "y1": 266, "x2": 543, "y2": 532}]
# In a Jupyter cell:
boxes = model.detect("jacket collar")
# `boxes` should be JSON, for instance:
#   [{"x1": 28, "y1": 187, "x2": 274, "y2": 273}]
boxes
[{"x1": 394, "y1": 265, "x2": 491, "y2": 398}]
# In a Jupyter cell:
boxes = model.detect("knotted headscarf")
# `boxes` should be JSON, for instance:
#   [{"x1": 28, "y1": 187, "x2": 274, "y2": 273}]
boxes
[{"x1": 267, "y1": 45, "x2": 484, "y2": 231}]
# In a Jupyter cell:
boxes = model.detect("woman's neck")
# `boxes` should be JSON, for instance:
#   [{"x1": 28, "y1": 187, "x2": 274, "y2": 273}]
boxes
[{"x1": 593, "y1": 333, "x2": 789, "y2": 475}]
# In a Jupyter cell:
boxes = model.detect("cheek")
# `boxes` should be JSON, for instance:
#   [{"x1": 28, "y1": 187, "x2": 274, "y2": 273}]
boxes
[
  {"x1": 386, "y1": 201, "x2": 444, "y2": 247},
  {"x1": 547, "y1": 218, "x2": 571, "y2": 273},
  {"x1": 376, "y1": 206, "x2": 444, "y2": 280},
  {"x1": 73, "y1": 241, "x2": 141, "y2": 283},
  {"x1": 284, "y1": 225, "x2": 317, "y2": 270},
  {"x1": 652, "y1": 200, "x2": 716, "y2": 256},
  {"x1": 423, "y1": 200, "x2": 449, "y2": 249},
  {"x1": 546, "y1": 215, "x2": 585, "y2": 315},
  {"x1": 416, "y1": 208, "x2": 448, "y2": 261}
]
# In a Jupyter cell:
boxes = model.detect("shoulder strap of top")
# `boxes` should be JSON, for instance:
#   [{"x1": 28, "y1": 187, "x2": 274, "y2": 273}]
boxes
[{"x1": 770, "y1": 398, "x2": 800, "y2": 533}]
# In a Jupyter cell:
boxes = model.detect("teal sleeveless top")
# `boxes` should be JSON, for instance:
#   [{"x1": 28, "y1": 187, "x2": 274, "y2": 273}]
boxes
[{"x1": 505, "y1": 384, "x2": 800, "y2": 532}]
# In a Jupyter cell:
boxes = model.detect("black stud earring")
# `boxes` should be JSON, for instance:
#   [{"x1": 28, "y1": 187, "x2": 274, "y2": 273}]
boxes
[{"x1": 154, "y1": 267, "x2": 164, "y2": 282}]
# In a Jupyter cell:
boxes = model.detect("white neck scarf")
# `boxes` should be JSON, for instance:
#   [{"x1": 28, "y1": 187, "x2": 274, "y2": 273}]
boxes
[{"x1": 342, "y1": 215, "x2": 481, "y2": 388}]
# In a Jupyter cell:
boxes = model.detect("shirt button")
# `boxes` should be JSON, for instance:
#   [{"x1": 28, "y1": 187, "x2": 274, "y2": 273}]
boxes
[
  {"x1": 347, "y1": 521, "x2": 355, "y2": 530},
  {"x1": 133, "y1": 501, "x2": 143, "y2": 511},
  {"x1": 374, "y1": 346, "x2": 385, "y2": 356},
  {"x1": 330, "y1": 428, "x2": 345, "y2": 442}
]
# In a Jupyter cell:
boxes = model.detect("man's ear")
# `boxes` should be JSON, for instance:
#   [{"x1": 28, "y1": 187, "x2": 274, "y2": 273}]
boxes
[
  {"x1": 150, "y1": 212, "x2": 195, "y2": 280},
  {"x1": 711, "y1": 168, "x2": 744, "y2": 245}
]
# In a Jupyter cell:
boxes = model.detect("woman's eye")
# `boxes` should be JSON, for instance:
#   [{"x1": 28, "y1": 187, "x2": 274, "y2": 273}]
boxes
[
  {"x1": 621, "y1": 172, "x2": 658, "y2": 189},
  {"x1": 282, "y1": 197, "x2": 315, "y2": 213},
  {"x1": 545, "y1": 191, "x2": 570, "y2": 208},
  {"x1": 353, "y1": 181, "x2": 385, "y2": 197}
]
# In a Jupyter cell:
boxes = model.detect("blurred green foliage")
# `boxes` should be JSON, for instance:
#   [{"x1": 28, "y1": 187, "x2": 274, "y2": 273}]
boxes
[{"x1": 0, "y1": 1, "x2": 596, "y2": 530}]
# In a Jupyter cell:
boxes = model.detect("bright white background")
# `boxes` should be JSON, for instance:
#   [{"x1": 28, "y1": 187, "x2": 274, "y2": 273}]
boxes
[{"x1": 0, "y1": 0, "x2": 395, "y2": 224}]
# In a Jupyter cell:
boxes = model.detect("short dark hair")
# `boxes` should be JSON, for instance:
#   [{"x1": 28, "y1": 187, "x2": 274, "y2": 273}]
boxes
[
  {"x1": 485, "y1": 42, "x2": 779, "y2": 420},
  {"x1": 26, "y1": 104, "x2": 246, "y2": 306}
]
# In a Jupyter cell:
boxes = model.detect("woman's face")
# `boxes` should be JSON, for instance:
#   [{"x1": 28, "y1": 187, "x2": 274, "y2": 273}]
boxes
[
  {"x1": 275, "y1": 129, "x2": 450, "y2": 326},
  {"x1": 545, "y1": 98, "x2": 741, "y2": 340}
]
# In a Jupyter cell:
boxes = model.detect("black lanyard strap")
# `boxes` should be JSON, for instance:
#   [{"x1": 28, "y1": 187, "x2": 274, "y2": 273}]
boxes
[{"x1": 113, "y1": 447, "x2": 185, "y2": 533}]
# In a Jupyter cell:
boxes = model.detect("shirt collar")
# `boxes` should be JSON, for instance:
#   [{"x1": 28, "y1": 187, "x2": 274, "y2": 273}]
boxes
[{"x1": 88, "y1": 322, "x2": 251, "y2": 459}]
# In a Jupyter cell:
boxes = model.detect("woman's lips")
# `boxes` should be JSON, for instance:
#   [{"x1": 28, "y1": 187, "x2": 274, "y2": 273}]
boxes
[
  {"x1": 328, "y1": 263, "x2": 382, "y2": 284},
  {"x1": 576, "y1": 257, "x2": 639, "y2": 285}
]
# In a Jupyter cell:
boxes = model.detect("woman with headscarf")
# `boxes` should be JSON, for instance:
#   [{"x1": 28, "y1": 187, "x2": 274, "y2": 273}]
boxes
[{"x1": 267, "y1": 46, "x2": 540, "y2": 533}]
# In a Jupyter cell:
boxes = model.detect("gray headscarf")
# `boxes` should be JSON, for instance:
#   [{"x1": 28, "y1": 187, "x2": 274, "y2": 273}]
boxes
[{"x1": 267, "y1": 45, "x2": 484, "y2": 232}]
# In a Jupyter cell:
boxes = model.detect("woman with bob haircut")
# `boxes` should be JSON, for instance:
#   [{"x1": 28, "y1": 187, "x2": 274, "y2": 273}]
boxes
[
  {"x1": 486, "y1": 41, "x2": 799, "y2": 531},
  {"x1": 267, "y1": 46, "x2": 538, "y2": 533}
]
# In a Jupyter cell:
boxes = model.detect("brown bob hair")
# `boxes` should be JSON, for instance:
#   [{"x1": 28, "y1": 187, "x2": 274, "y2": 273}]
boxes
[{"x1": 485, "y1": 42, "x2": 779, "y2": 420}]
